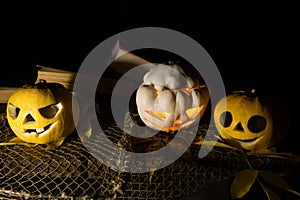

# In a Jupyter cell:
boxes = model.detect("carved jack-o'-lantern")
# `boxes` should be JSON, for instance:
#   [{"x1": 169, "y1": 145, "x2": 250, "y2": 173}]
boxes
[
  {"x1": 6, "y1": 80, "x2": 77, "y2": 149},
  {"x1": 136, "y1": 63, "x2": 210, "y2": 132},
  {"x1": 214, "y1": 90, "x2": 278, "y2": 151}
]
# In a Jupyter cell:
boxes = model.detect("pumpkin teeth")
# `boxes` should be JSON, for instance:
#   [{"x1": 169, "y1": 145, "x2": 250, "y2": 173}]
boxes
[
  {"x1": 24, "y1": 124, "x2": 51, "y2": 135},
  {"x1": 25, "y1": 129, "x2": 36, "y2": 133},
  {"x1": 36, "y1": 128, "x2": 44, "y2": 133}
]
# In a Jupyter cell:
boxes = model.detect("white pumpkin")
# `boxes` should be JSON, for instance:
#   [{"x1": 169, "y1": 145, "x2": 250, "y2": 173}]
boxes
[{"x1": 136, "y1": 63, "x2": 210, "y2": 132}]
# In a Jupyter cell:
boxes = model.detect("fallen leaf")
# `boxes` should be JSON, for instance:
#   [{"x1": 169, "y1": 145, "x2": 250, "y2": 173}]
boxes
[
  {"x1": 230, "y1": 169, "x2": 259, "y2": 199},
  {"x1": 259, "y1": 171, "x2": 300, "y2": 198},
  {"x1": 259, "y1": 180, "x2": 282, "y2": 200}
]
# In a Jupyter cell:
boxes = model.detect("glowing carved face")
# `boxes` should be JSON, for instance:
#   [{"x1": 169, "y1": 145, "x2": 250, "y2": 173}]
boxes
[
  {"x1": 136, "y1": 63, "x2": 210, "y2": 132},
  {"x1": 6, "y1": 81, "x2": 76, "y2": 145}
]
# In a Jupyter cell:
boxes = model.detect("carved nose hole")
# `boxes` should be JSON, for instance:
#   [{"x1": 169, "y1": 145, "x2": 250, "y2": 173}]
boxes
[
  {"x1": 234, "y1": 122, "x2": 244, "y2": 132},
  {"x1": 24, "y1": 114, "x2": 36, "y2": 124}
]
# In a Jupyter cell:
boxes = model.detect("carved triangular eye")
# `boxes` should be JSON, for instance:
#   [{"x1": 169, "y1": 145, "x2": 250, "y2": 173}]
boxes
[
  {"x1": 185, "y1": 105, "x2": 204, "y2": 119},
  {"x1": 144, "y1": 110, "x2": 169, "y2": 121},
  {"x1": 8, "y1": 103, "x2": 20, "y2": 119},
  {"x1": 39, "y1": 103, "x2": 61, "y2": 118}
]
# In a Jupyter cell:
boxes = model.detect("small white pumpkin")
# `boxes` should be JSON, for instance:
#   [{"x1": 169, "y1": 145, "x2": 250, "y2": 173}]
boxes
[{"x1": 136, "y1": 63, "x2": 210, "y2": 132}]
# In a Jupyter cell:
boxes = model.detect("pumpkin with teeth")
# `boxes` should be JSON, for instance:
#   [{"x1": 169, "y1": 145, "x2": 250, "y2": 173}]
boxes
[
  {"x1": 6, "y1": 80, "x2": 77, "y2": 150},
  {"x1": 136, "y1": 63, "x2": 210, "y2": 132},
  {"x1": 214, "y1": 90, "x2": 279, "y2": 151}
]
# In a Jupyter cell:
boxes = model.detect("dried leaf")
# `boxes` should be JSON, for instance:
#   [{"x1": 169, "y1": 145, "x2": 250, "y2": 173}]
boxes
[
  {"x1": 259, "y1": 181, "x2": 282, "y2": 200},
  {"x1": 193, "y1": 140, "x2": 237, "y2": 149},
  {"x1": 260, "y1": 171, "x2": 291, "y2": 189},
  {"x1": 230, "y1": 169, "x2": 259, "y2": 199},
  {"x1": 260, "y1": 171, "x2": 300, "y2": 198},
  {"x1": 149, "y1": 170, "x2": 155, "y2": 184},
  {"x1": 247, "y1": 148, "x2": 276, "y2": 155},
  {"x1": 0, "y1": 137, "x2": 37, "y2": 147},
  {"x1": 247, "y1": 149, "x2": 299, "y2": 160}
]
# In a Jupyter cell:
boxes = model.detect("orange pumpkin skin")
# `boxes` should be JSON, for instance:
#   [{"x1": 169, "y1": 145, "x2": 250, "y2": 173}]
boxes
[
  {"x1": 214, "y1": 90, "x2": 281, "y2": 151},
  {"x1": 6, "y1": 81, "x2": 77, "y2": 145}
]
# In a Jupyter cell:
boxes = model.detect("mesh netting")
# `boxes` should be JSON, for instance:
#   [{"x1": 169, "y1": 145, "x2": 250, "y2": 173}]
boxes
[{"x1": 1, "y1": 111, "x2": 300, "y2": 200}]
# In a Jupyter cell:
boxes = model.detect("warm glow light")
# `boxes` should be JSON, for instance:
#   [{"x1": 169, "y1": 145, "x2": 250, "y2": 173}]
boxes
[
  {"x1": 186, "y1": 105, "x2": 204, "y2": 119},
  {"x1": 145, "y1": 110, "x2": 169, "y2": 121},
  {"x1": 173, "y1": 84, "x2": 205, "y2": 96},
  {"x1": 143, "y1": 105, "x2": 204, "y2": 132}
]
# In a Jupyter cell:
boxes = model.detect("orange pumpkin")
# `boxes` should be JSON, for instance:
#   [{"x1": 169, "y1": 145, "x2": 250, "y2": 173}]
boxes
[
  {"x1": 6, "y1": 80, "x2": 78, "y2": 149},
  {"x1": 214, "y1": 90, "x2": 288, "y2": 151}
]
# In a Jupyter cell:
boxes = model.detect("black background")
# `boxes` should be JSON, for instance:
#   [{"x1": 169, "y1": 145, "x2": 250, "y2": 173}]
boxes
[
  {"x1": 1, "y1": 1, "x2": 299, "y2": 199},
  {"x1": 1, "y1": 1, "x2": 299, "y2": 93},
  {"x1": 1, "y1": 1, "x2": 299, "y2": 91}
]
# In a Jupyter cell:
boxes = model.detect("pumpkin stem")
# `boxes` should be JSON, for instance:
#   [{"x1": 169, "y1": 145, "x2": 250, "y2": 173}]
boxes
[
  {"x1": 166, "y1": 60, "x2": 175, "y2": 65},
  {"x1": 35, "y1": 79, "x2": 49, "y2": 89},
  {"x1": 247, "y1": 89, "x2": 257, "y2": 98},
  {"x1": 39, "y1": 79, "x2": 48, "y2": 84}
]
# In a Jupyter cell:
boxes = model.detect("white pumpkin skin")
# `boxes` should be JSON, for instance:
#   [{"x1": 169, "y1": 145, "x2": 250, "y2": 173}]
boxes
[{"x1": 136, "y1": 63, "x2": 210, "y2": 132}]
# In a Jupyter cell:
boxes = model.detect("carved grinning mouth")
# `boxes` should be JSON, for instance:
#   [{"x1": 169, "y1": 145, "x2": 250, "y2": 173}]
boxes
[
  {"x1": 24, "y1": 124, "x2": 52, "y2": 134},
  {"x1": 12, "y1": 122, "x2": 58, "y2": 139},
  {"x1": 237, "y1": 137, "x2": 259, "y2": 142},
  {"x1": 221, "y1": 132, "x2": 262, "y2": 145}
]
